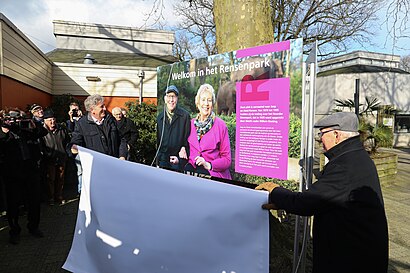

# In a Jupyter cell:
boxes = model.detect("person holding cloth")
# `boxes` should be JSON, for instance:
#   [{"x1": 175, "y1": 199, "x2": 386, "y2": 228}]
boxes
[
  {"x1": 256, "y1": 112, "x2": 388, "y2": 273},
  {"x1": 156, "y1": 85, "x2": 190, "y2": 171},
  {"x1": 183, "y1": 84, "x2": 231, "y2": 179},
  {"x1": 68, "y1": 94, "x2": 127, "y2": 160}
]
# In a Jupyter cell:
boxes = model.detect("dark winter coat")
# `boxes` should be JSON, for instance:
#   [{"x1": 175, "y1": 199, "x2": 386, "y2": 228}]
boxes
[
  {"x1": 0, "y1": 122, "x2": 47, "y2": 176},
  {"x1": 42, "y1": 125, "x2": 70, "y2": 166},
  {"x1": 156, "y1": 106, "x2": 190, "y2": 169},
  {"x1": 270, "y1": 136, "x2": 388, "y2": 273},
  {"x1": 116, "y1": 117, "x2": 138, "y2": 147},
  {"x1": 69, "y1": 113, "x2": 127, "y2": 158}
]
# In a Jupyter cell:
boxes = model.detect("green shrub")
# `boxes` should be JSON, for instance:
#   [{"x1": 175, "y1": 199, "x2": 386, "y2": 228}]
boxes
[
  {"x1": 126, "y1": 101, "x2": 157, "y2": 165},
  {"x1": 219, "y1": 113, "x2": 236, "y2": 149},
  {"x1": 288, "y1": 113, "x2": 302, "y2": 158}
]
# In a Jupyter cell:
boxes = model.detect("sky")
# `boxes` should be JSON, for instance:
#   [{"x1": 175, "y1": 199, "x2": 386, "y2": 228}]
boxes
[{"x1": 1, "y1": 0, "x2": 409, "y2": 57}]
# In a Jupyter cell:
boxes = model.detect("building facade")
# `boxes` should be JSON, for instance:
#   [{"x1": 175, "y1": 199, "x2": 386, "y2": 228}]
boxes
[
  {"x1": 0, "y1": 13, "x2": 53, "y2": 111},
  {"x1": 316, "y1": 51, "x2": 410, "y2": 147},
  {"x1": 0, "y1": 13, "x2": 176, "y2": 112}
]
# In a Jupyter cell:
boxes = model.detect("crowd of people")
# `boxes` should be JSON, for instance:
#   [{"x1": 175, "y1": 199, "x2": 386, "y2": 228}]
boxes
[{"x1": 0, "y1": 94, "x2": 137, "y2": 245}]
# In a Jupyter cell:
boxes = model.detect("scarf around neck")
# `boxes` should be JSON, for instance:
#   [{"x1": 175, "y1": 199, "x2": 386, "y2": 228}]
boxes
[
  {"x1": 194, "y1": 112, "x2": 215, "y2": 141},
  {"x1": 165, "y1": 107, "x2": 175, "y2": 123}
]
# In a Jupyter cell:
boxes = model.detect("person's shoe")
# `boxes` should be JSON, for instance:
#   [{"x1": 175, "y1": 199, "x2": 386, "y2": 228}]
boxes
[
  {"x1": 9, "y1": 234, "x2": 20, "y2": 245},
  {"x1": 29, "y1": 229, "x2": 44, "y2": 238}
]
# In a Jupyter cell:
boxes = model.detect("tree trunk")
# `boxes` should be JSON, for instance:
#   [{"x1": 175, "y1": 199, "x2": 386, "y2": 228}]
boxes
[{"x1": 213, "y1": 0, "x2": 274, "y2": 52}]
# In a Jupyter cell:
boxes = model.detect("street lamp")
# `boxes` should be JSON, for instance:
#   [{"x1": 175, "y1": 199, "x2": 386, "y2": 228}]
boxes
[{"x1": 138, "y1": 70, "x2": 145, "y2": 105}]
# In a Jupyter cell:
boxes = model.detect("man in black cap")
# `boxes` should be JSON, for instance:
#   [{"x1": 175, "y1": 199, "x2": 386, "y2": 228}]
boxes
[
  {"x1": 30, "y1": 104, "x2": 44, "y2": 124},
  {"x1": 42, "y1": 110, "x2": 70, "y2": 205},
  {"x1": 156, "y1": 85, "x2": 190, "y2": 171},
  {"x1": 30, "y1": 104, "x2": 47, "y2": 201},
  {"x1": 256, "y1": 112, "x2": 388, "y2": 273}
]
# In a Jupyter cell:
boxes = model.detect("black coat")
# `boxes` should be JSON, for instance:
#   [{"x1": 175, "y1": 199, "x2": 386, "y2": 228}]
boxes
[
  {"x1": 69, "y1": 113, "x2": 127, "y2": 158},
  {"x1": 42, "y1": 125, "x2": 70, "y2": 165},
  {"x1": 270, "y1": 136, "x2": 388, "y2": 273},
  {"x1": 0, "y1": 122, "x2": 47, "y2": 176},
  {"x1": 116, "y1": 117, "x2": 138, "y2": 146},
  {"x1": 156, "y1": 106, "x2": 190, "y2": 169}
]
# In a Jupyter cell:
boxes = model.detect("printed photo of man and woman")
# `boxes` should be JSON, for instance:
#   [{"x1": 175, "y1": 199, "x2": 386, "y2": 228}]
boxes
[{"x1": 155, "y1": 40, "x2": 303, "y2": 184}]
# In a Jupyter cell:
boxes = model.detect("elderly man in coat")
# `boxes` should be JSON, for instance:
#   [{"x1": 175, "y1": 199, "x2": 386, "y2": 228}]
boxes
[
  {"x1": 68, "y1": 94, "x2": 127, "y2": 160},
  {"x1": 156, "y1": 85, "x2": 190, "y2": 171},
  {"x1": 256, "y1": 112, "x2": 388, "y2": 273}
]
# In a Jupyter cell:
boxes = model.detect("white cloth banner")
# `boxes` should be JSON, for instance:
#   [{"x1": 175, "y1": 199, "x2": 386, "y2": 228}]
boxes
[{"x1": 63, "y1": 147, "x2": 269, "y2": 273}]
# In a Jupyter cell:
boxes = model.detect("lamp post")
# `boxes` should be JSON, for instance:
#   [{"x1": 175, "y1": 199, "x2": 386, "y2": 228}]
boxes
[{"x1": 138, "y1": 70, "x2": 145, "y2": 105}]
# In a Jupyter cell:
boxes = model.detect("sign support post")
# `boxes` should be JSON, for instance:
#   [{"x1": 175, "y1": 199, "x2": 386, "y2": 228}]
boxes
[{"x1": 293, "y1": 42, "x2": 317, "y2": 273}]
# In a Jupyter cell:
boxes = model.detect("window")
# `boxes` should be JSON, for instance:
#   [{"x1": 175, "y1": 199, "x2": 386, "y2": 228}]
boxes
[{"x1": 395, "y1": 115, "x2": 410, "y2": 133}]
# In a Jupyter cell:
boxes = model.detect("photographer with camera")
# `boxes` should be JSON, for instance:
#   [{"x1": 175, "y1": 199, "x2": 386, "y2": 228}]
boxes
[
  {"x1": 66, "y1": 102, "x2": 83, "y2": 194},
  {"x1": 66, "y1": 102, "x2": 83, "y2": 132},
  {"x1": 0, "y1": 109, "x2": 48, "y2": 244}
]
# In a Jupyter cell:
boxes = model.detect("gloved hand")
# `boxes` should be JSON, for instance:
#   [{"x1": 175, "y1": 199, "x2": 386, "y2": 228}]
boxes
[
  {"x1": 255, "y1": 182, "x2": 280, "y2": 210},
  {"x1": 255, "y1": 182, "x2": 280, "y2": 193}
]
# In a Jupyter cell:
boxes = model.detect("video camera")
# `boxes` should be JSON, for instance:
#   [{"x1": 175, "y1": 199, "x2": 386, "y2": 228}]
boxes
[{"x1": 1, "y1": 111, "x2": 32, "y2": 129}]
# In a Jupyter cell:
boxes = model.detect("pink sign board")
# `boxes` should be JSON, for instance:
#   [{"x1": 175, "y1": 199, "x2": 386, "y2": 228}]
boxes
[{"x1": 235, "y1": 78, "x2": 290, "y2": 180}]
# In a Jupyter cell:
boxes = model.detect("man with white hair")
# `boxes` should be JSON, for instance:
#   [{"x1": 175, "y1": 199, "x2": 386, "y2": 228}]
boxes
[
  {"x1": 112, "y1": 107, "x2": 138, "y2": 161},
  {"x1": 68, "y1": 94, "x2": 127, "y2": 160},
  {"x1": 256, "y1": 112, "x2": 388, "y2": 273}
]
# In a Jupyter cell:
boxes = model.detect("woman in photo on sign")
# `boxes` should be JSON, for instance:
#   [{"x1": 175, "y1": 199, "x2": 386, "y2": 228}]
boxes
[{"x1": 182, "y1": 84, "x2": 232, "y2": 179}]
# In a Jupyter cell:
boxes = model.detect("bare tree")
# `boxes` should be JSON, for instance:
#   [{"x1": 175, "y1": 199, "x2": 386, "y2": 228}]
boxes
[
  {"x1": 151, "y1": 0, "x2": 407, "y2": 59},
  {"x1": 173, "y1": 0, "x2": 217, "y2": 60},
  {"x1": 176, "y1": 0, "x2": 384, "y2": 57},
  {"x1": 270, "y1": 0, "x2": 383, "y2": 56},
  {"x1": 400, "y1": 55, "x2": 410, "y2": 72},
  {"x1": 139, "y1": 0, "x2": 166, "y2": 29},
  {"x1": 385, "y1": 0, "x2": 410, "y2": 53}
]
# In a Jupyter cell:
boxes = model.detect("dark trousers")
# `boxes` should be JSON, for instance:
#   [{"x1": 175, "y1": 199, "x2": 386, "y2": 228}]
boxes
[
  {"x1": 4, "y1": 160, "x2": 41, "y2": 235},
  {"x1": 0, "y1": 175, "x2": 6, "y2": 212},
  {"x1": 46, "y1": 162, "x2": 65, "y2": 202}
]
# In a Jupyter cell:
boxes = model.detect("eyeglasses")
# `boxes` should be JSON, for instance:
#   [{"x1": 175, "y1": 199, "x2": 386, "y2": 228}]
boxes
[
  {"x1": 317, "y1": 129, "x2": 335, "y2": 138},
  {"x1": 166, "y1": 94, "x2": 177, "y2": 100}
]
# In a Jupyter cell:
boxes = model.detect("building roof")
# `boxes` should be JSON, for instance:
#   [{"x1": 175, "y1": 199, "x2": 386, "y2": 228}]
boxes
[
  {"x1": 46, "y1": 49, "x2": 177, "y2": 67},
  {"x1": 318, "y1": 64, "x2": 409, "y2": 77},
  {"x1": 318, "y1": 50, "x2": 408, "y2": 76}
]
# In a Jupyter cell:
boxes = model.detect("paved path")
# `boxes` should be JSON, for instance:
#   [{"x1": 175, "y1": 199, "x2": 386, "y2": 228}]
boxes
[
  {"x1": 0, "y1": 148, "x2": 409, "y2": 273},
  {"x1": 0, "y1": 183, "x2": 77, "y2": 273},
  {"x1": 381, "y1": 148, "x2": 410, "y2": 273}
]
